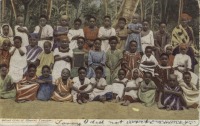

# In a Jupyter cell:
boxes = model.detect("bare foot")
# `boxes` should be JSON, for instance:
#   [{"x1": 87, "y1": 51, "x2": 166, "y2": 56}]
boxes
[
  {"x1": 82, "y1": 98, "x2": 87, "y2": 103},
  {"x1": 77, "y1": 99, "x2": 82, "y2": 104},
  {"x1": 123, "y1": 100, "x2": 130, "y2": 106}
]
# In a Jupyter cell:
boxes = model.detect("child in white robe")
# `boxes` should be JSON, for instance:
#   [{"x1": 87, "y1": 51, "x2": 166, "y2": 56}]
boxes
[{"x1": 112, "y1": 69, "x2": 129, "y2": 102}]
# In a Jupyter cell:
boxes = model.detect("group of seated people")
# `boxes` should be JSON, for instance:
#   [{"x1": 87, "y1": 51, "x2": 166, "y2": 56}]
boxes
[{"x1": 0, "y1": 12, "x2": 199, "y2": 110}]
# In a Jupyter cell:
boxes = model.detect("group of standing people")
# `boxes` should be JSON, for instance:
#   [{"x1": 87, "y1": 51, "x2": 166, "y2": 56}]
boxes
[{"x1": 0, "y1": 12, "x2": 199, "y2": 110}]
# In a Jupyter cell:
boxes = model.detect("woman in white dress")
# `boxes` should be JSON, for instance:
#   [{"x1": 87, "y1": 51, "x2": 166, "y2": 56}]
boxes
[
  {"x1": 68, "y1": 18, "x2": 84, "y2": 50},
  {"x1": 52, "y1": 36, "x2": 73, "y2": 83},
  {"x1": 141, "y1": 20, "x2": 154, "y2": 53},
  {"x1": 8, "y1": 36, "x2": 27, "y2": 83}
]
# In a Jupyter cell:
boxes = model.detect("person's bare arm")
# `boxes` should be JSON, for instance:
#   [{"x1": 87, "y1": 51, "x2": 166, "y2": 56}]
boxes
[
  {"x1": 10, "y1": 48, "x2": 16, "y2": 56},
  {"x1": 18, "y1": 48, "x2": 25, "y2": 56}
]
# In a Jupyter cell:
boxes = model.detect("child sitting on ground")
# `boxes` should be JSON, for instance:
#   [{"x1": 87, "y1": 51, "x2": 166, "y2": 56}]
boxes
[
  {"x1": 72, "y1": 67, "x2": 93, "y2": 104},
  {"x1": 138, "y1": 72, "x2": 157, "y2": 107},
  {"x1": 37, "y1": 65, "x2": 55, "y2": 101},
  {"x1": 159, "y1": 74, "x2": 184, "y2": 110},
  {"x1": 112, "y1": 69, "x2": 129, "y2": 102},
  {"x1": 121, "y1": 68, "x2": 143, "y2": 106},
  {"x1": 0, "y1": 39, "x2": 11, "y2": 66},
  {"x1": 90, "y1": 66, "x2": 112, "y2": 103}
]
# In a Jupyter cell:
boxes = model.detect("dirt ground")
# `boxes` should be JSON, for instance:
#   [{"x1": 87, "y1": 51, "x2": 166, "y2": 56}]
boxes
[{"x1": 0, "y1": 99, "x2": 199, "y2": 120}]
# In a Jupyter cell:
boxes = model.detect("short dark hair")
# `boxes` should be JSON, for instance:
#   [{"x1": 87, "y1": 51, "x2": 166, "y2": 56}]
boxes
[
  {"x1": 77, "y1": 36, "x2": 86, "y2": 42},
  {"x1": 94, "y1": 38, "x2": 102, "y2": 43},
  {"x1": 74, "y1": 18, "x2": 82, "y2": 24},
  {"x1": 118, "y1": 69, "x2": 126, "y2": 74},
  {"x1": 40, "y1": 15, "x2": 48, "y2": 20},
  {"x1": 28, "y1": 64, "x2": 37, "y2": 71},
  {"x1": 95, "y1": 66, "x2": 104, "y2": 72},
  {"x1": 145, "y1": 46, "x2": 152, "y2": 51},
  {"x1": 129, "y1": 40, "x2": 137, "y2": 45},
  {"x1": 143, "y1": 20, "x2": 149, "y2": 23},
  {"x1": 0, "y1": 64, "x2": 8, "y2": 69},
  {"x1": 160, "y1": 53, "x2": 169, "y2": 58},
  {"x1": 42, "y1": 65, "x2": 51, "y2": 71},
  {"x1": 109, "y1": 36, "x2": 118, "y2": 43},
  {"x1": 89, "y1": 15, "x2": 96, "y2": 21},
  {"x1": 144, "y1": 71, "x2": 152, "y2": 77},
  {"x1": 183, "y1": 71, "x2": 191, "y2": 77},
  {"x1": 118, "y1": 17, "x2": 126, "y2": 23},
  {"x1": 13, "y1": 36, "x2": 22, "y2": 42},
  {"x1": 78, "y1": 67, "x2": 87, "y2": 73},
  {"x1": 159, "y1": 21, "x2": 167, "y2": 26},
  {"x1": 44, "y1": 41, "x2": 52, "y2": 47},
  {"x1": 104, "y1": 15, "x2": 111, "y2": 20}
]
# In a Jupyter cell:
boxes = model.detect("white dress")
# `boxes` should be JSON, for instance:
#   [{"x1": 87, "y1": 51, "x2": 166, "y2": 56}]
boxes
[
  {"x1": 68, "y1": 29, "x2": 84, "y2": 50},
  {"x1": 139, "y1": 54, "x2": 158, "y2": 76},
  {"x1": 34, "y1": 25, "x2": 54, "y2": 49},
  {"x1": 89, "y1": 78, "x2": 112, "y2": 100},
  {"x1": 71, "y1": 77, "x2": 92, "y2": 102},
  {"x1": 98, "y1": 27, "x2": 116, "y2": 52},
  {"x1": 52, "y1": 48, "x2": 73, "y2": 83},
  {"x1": 112, "y1": 78, "x2": 128, "y2": 99},
  {"x1": 141, "y1": 30, "x2": 154, "y2": 52},
  {"x1": 173, "y1": 53, "x2": 192, "y2": 72},
  {"x1": 14, "y1": 25, "x2": 29, "y2": 47},
  {"x1": 8, "y1": 47, "x2": 27, "y2": 83},
  {"x1": 125, "y1": 78, "x2": 143, "y2": 99}
]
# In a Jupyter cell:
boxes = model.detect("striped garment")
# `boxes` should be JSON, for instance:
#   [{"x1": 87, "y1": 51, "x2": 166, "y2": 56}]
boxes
[
  {"x1": 26, "y1": 45, "x2": 43, "y2": 63},
  {"x1": 16, "y1": 76, "x2": 39, "y2": 102},
  {"x1": 162, "y1": 84, "x2": 184, "y2": 110},
  {"x1": 51, "y1": 77, "x2": 74, "y2": 102}
]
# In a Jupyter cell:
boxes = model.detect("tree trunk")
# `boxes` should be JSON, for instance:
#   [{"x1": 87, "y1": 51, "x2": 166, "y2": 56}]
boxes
[
  {"x1": 47, "y1": 0, "x2": 52, "y2": 19},
  {"x1": 178, "y1": 0, "x2": 183, "y2": 24},
  {"x1": 10, "y1": 0, "x2": 17, "y2": 20},
  {"x1": 112, "y1": 0, "x2": 140, "y2": 27},
  {"x1": 103, "y1": 0, "x2": 108, "y2": 15},
  {"x1": 140, "y1": 0, "x2": 144, "y2": 21},
  {"x1": 151, "y1": 0, "x2": 155, "y2": 29}
]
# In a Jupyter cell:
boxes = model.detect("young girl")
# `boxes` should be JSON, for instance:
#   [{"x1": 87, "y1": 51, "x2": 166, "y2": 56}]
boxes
[
  {"x1": 0, "y1": 64, "x2": 16, "y2": 99},
  {"x1": 160, "y1": 74, "x2": 184, "y2": 110},
  {"x1": 173, "y1": 43, "x2": 192, "y2": 73},
  {"x1": 37, "y1": 65, "x2": 54, "y2": 101},
  {"x1": 141, "y1": 20, "x2": 154, "y2": 53},
  {"x1": 16, "y1": 64, "x2": 40, "y2": 102},
  {"x1": 112, "y1": 69, "x2": 129, "y2": 102},
  {"x1": 125, "y1": 14, "x2": 142, "y2": 52},
  {"x1": 98, "y1": 16, "x2": 116, "y2": 52},
  {"x1": 26, "y1": 33, "x2": 43, "y2": 66},
  {"x1": 115, "y1": 17, "x2": 128, "y2": 50},
  {"x1": 71, "y1": 36, "x2": 88, "y2": 77},
  {"x1": 0, "y1": 24, "x2": 13, "y2": 46},
  {"x1": 8, "y1": 36, "x2": 27, "y2": 83},
  {"x1": 122, "y1": 40, "x2": 141, "y2": 80},
  {"x1": 87, "y1": 38, "x2": 106, "y2": 78},
  {"x1": 106, "y1": 36, "x2": 123, "y2": 84},
  {"x1": 139, "y1": 46, "x2": 158, "y2": 75},
  {"x1": 0, "y1": 39, "x2": 11, "y2": 66},
  {"x1": 34, "y1": 15, "x2": 54, "y2": 49},
  {"x1": 36, "y1": 41, "x2": 54, "y2": 76},
  {"x1": 180, "y1": 72, "x2": 199, "y2": 109},
  {"x1": 138, "y1": 72, "x2": 157, "y2": 107},
  {"x1": 52, "y1": 36, "x2": 73, "y2": 82},
  {"x1": 54, "y1": 15, "x2": 70, "y2": 37},
  {"x1": 68, "y1": 18, "x2": 84, "y2": 50},
  {"x1": 164, "y1": 44, "x2": 174, "y2": 66},
  {"x1": 14, "y1": 16, "x2": 29, "y2": 47},
  {"x1": 72, "y1": 67, "x2": 93, "y2": 104},
  {"x1": 121, "y1": 68, "x2": 143, "y2": 106},
  {"x1": 83, "y1": 16, "x2": 99, "y2": 51},
  {"x1": 51, "y1": 68, "x2": 74, "y2": 102},
  {"x1": 90, "y1": 66, "x2": 112, "y2": 102}
]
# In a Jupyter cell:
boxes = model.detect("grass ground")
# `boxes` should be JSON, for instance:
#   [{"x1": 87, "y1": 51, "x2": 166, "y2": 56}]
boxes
[{"x1": 0, "y1": 99, "x2": 199, "y2": 120}]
